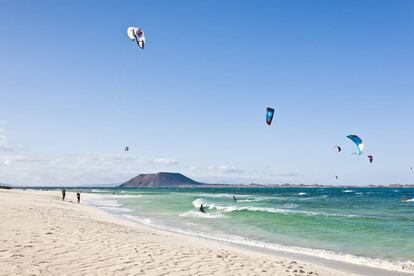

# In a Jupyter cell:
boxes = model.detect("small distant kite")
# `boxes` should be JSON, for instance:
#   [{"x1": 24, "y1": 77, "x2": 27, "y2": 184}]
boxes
[
  {"x1": 127, "y1": 27, "x2": 145, "y2": 49},
  {"x1": 368, "y1": 155, "x2": 373, "y2": 163},
  {"x1": 266, "y1": 107, "x2": 275, "y2": 126},
  {"x1": 347, "y1": 135, "x2": 364, "y2": 155},
  {"x1": 125, "y1": 146, "x2": 129, "y2": 152},
  {"x1": 335, "y1": 146, "x2": 342, "y2": 153},
  {"x1": 335, "y1": 176, "x2": 338, "y2": 180}
]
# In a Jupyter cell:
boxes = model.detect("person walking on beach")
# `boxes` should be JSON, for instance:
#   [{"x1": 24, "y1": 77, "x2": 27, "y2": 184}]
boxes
[
  {"x1": 199, "y1": 204, "x2": 206, "y2": 214},
  {"x1": 61, "y1": 189, "x2": 66, "y2": 201},
  {"x1": 76, "y1": 192, "x2": 80, "y2": 204}
]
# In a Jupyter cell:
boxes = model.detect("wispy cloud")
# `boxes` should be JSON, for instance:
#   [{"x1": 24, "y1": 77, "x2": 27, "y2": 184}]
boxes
[
  {"x1": 0, "y1": 126, "x2": 22, "y2": 152},
  {"x1": 207, "y1": 165, "x2": 244, "y2": 174},
  {"x1": 0, "y1": 134, "x2": 15, "y2": 151},
  {"x1": 0, "y1": 153, "x2": 147, "y2": 185},
  {"x1": 273, "y1": 172, "x2": 299, "y2": 177},
  {"x1": 0, "y1": 153, "x2": 184, "y2": 185},
  {"x1": 153, "y1": 158, "x2": 179, "y2": 166}
]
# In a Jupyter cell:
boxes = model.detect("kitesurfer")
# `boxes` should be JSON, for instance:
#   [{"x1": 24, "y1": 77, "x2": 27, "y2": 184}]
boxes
[
  {"x1": 199, "y1": 204, "x2": 206, "y2": 214},
  {"x1": 233, "y1": 195, "x2": 237, "y2": 202}
]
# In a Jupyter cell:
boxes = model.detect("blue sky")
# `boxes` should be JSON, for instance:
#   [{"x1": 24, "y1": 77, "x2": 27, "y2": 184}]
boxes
[{"x1": 0, "y1": 0, "x2": 413, "y2": 185}]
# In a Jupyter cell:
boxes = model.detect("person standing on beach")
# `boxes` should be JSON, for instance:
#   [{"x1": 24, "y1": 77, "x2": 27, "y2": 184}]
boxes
[
  {"x1": 61, "y1": 189, "x2": 66, "y2": 201},
  {"x1": 76, "y1": 192, "x2": 80, "y2": 204}
]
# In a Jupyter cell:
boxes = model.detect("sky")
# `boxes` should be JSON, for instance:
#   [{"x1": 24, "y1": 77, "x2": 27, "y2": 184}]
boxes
[{"x1": 0, "y1": 0, "x2": 413, "y2": 186}]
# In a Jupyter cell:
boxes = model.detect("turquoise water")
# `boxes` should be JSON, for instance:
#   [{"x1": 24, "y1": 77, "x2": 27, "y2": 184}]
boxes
[{"x1": 77, "y1": 187, "x2": 414, "y2": 272}]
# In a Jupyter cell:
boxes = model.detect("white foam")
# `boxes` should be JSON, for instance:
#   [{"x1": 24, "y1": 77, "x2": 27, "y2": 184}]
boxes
[
  {"x1": 108, "y1": 194, "x2": 142, "y2": 199},
  {"x1": 179, "y1": 211, "x2": 225, "y2": 219},
  {"x1": 123, "y1": 214, "x2": 153, "y2": 225},
  {"x1": 343, "y1": 190, "x2": 354, "y2": 193},
  {"x1": 237, "y1": 198, "x2": 261, "y2": 203},
  {"x1": 297, "y1": 192, "x2": 307, "y2": 196},
  {"x1": 87, "y1": 198, "x2": 122, "y2": 207},
  {"x1": 84, "y1": 198, "x2": 132, "y2": 213},
  {"x1": 101, "y1": 206, "x2": 132, "y2": 213},
  {"x1": 91, "y1": 189, "x2": 111, "y2": 193},
  {"x1": 406, "y1": 198, "x2": 414, "y2": 202},
  {"x1": 197, "y1": 193, "x2": 253, "y2": 199}
]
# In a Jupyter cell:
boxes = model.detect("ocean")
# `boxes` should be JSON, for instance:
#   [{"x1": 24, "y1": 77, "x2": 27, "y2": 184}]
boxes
[{"x1": 70, "y1": 187, "x2": 413, "y2": 273}]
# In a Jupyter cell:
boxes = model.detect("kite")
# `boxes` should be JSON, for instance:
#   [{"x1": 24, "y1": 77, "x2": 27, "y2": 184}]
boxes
[
  {"x1": 266, "y1": 107, "x2": 275, "y2": 126},
  {"x1": 368, "y1": 155, "x2": 373, "y2": 163},
  {"x1": 127, "y1": 27, "x2": 145, "y2": 49},
  {"x1": 335, "y1": 146, "x2": 342, "y2": 153},
  {"x1": 125, "y1": 146, "x2": 129, "y2": 152},
  {"x1": 347, "y1": 135, "x2": 364, "y2": 155}
]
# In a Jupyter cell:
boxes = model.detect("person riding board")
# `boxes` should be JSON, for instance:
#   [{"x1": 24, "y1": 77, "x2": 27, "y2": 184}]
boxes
[{"x1": 199, "y1": 204, "x2": 206, "y2": 214}]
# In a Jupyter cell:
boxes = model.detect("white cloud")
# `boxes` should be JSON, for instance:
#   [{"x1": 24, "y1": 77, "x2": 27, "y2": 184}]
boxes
[
  {"x1": 0, "y1": 134, "x2": 15, "y2": 151},
  {"x1": 0, "y1": 153, "x2": 149, "y2": 185},
  {"x1": 153, "y1": 158, "x2": 179, "y2": 166},
  {"x1": 207, "y1": 165, "x2": 244, "y2": 174},
  {"x1": 0, "y1": 126, "x2": 23, "y2": 152},
  {"x1": 273, "y1": 172, "x2": 299, "y2": 177},
  {"x1": 0, "y1": 153, "x2": 184, "y2": 185}
]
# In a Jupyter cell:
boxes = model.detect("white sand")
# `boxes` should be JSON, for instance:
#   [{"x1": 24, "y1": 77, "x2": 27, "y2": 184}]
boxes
[{"x1": 0, "y1": 189, "x2": 354, "y2": 275}]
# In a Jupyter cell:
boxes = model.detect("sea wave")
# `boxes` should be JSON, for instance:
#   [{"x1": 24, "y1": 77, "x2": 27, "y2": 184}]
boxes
[
  {"x1": 343, "y1": 190, "x2": 354, "y2": 193},
  {"x1": 101, "y1": 206, "x2": 132, "y2": 213},
  {"x1": 191, "y1": 199, "x2": 377, "y2": 219},
  {"x1": 91, "y1": 189, "x2": 111, "y2": 193},
  {"x1": 297, "y1": 192, "x2": 307, "y2": 196},
  {"x1": 197, "y1": 193, "x2": 253, "y2": 199},
  {"x1": 109, "y1": 194, "x2": 142, "y2": 199},
  {"x1": 87, "y1": 199, "x2": 122, "y2": 207},
  {"x1": 84, "y1": 198, "x2": 132, "y2": 213},
  {"x1": 179, "y1": 211, "x2": 225, "y2": 219},
  {"x1": 407, "y1": 198, "x2": 414, "y2": 202},
  {"x1": 123, "y1": 214, "x2": 153, "y2": 225}
]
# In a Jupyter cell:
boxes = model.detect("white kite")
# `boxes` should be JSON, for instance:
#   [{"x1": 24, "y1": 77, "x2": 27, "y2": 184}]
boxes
[{"x1": 127, "y1": 27, "x2": 145, "y2": 49}]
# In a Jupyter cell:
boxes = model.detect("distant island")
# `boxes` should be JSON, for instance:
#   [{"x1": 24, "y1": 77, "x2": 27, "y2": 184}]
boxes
[
  {"x1": 119, "y1": 172, "x2": 202, "y2": 188},
  {"x1": 118, "y1": 172, "x2": 414, "y2": 188}
]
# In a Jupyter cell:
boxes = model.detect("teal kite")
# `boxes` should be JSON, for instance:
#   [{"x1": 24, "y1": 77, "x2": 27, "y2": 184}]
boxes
[{"x1": 347, "y1": 135, "x2": 364, "y2": 155}]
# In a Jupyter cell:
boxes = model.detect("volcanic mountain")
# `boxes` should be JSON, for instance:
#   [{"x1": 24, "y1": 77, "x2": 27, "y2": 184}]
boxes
[{"x1": 119, "y1": 172, "x2": 202, "y2": 188}]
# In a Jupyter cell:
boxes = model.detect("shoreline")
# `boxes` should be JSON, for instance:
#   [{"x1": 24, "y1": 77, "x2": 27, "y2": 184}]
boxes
[
  {"x1": 0, "y1": 189, "x2": 410, "y2": 275},
  {"x1": 85, "y1": 192, "x2": 413, "y2": 275},
  {"x1": 84, "y1": 190, "x2": 414, "y2": 275}
]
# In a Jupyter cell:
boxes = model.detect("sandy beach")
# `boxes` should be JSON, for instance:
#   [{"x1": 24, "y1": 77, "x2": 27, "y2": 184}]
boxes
[{"x1": 0, "y1": 189, "x2": 360, "y2": 276}]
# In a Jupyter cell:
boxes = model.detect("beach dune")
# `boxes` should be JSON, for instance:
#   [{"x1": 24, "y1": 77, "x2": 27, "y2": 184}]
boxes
[{"x1": 0, "y1": 190, "x2": 351, "y2": 275}]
